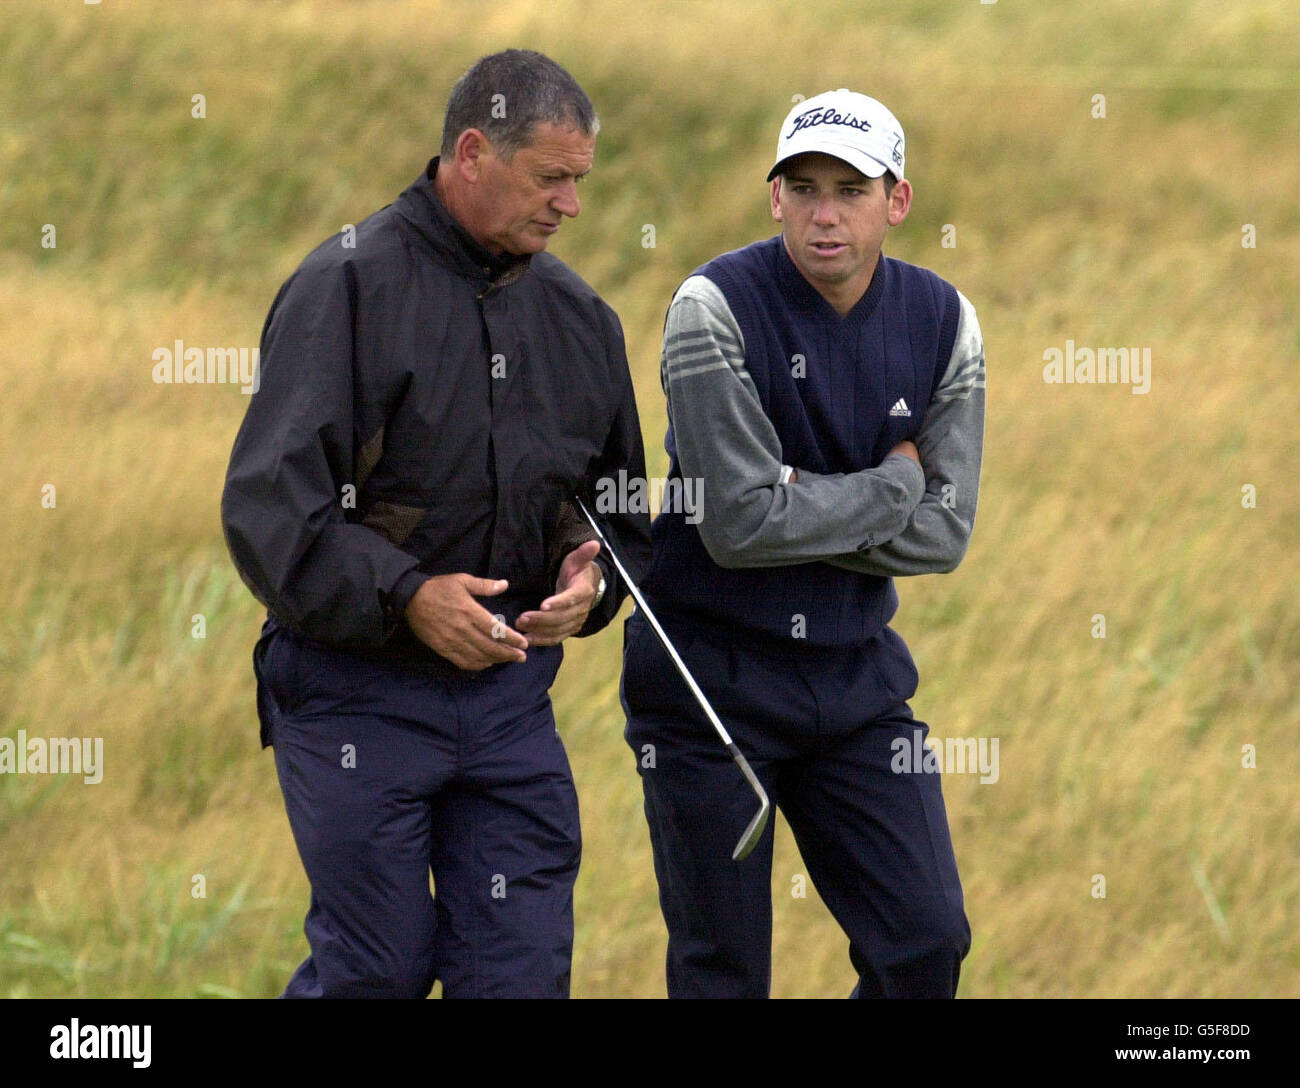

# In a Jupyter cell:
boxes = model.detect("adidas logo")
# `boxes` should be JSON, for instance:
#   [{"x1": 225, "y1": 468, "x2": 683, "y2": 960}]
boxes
[{"x1": 889, "y1": 398, "x2": 911, "y2": 417}]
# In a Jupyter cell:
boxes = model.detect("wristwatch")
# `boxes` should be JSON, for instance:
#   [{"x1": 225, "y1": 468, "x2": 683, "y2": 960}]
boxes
[{"x1": 591, "y1": 572, "x2": 607, "y2": 609}]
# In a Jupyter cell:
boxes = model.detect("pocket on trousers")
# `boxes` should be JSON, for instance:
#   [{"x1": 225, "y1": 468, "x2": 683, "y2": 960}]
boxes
[
  {"x1": 253, "y1": 625, "x2": 283, "y2": 747},
  {"x1": 255, "y1": 624, "x2": 305, "y2": 722},
  {"x1": 536, "y1": 642, "x2": 564, "y2": 692},
  {"x1": 620, "y1": 609, "x2": 700, "y2": 720},
  {"x1": 873, "y1": 626, "x2": 920, "y2": 704},
  {"x1": 619, "y1": 611, "x2": 651, "y2": 713}
]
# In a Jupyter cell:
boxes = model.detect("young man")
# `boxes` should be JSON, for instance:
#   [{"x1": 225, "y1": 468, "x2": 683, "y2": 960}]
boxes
[
  {"x1": 222, "y1": 50, "x2": 650, "y2": 998},
  {"x1": 621, "y1": 89, "x2": 986, "y2": 998}
]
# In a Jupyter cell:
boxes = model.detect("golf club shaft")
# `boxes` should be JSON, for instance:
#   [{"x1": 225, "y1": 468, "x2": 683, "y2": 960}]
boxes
[
  {"x1": 572, "y1": 494, "x2": 770, "y2": 860},
  {"x1": 572, "y1": 496, "x2": 735, "y2": 747}
]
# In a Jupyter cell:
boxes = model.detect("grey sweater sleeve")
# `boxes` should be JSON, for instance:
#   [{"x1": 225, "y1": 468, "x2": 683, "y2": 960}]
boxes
[
  {"x1": 662, "y1": 276, "x2": 925, "y2": 569},
  {"x1": 821, "y1": 289, "x2": 986, "y2": 576}
]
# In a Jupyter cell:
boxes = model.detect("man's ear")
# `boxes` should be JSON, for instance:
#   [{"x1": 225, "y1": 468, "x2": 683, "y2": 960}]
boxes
[
  {"x1": 887, "y1": 177, "x2": 913, "y2": 227},
  {"x1": 770, "y1": 176, "x2": 784, "y2": 222},
  {"x1": 454, "y1": 128, "x2": 489, "y2": 182}
]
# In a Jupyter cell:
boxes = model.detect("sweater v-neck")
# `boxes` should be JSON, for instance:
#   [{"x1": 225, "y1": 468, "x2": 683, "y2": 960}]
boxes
[{"x1": 774, "y1": 235, "x2": 889, "y2": 332}]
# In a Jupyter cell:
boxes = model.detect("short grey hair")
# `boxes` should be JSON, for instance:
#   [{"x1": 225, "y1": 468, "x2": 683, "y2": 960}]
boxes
[{"x1": 439, "y1": 49, "x2": 599, "y2": 160}]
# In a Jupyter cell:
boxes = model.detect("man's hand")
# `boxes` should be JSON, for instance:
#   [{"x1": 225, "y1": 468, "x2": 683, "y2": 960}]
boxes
[
  {"x1": 889, "y1": 439, "x2": 920, "y2": 463},
  {"x1": 405, "y1": 573, "x2": 528, "y2": 671},
  {"x1": 516, "y1": 540, "x2": 602, "y2": 647},
  {"x1": 786, "y1": 440, "x2": 919, "y2": 485}
]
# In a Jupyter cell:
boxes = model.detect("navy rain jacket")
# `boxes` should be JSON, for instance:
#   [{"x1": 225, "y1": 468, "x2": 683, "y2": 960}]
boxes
[{"x1": 221, "y1": 157, "x2": 651, "y2": 673}]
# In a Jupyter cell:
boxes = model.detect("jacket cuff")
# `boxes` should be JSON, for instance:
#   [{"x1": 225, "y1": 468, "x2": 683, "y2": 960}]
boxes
[{"x1": 386, "y1": 568, "x2": 430, "y2": 622}]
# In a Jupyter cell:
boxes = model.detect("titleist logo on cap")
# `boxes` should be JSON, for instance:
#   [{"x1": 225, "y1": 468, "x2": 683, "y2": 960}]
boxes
[
  {"x1": 767, "y1": 90, "x2": 906, "y2": 182},
  {"x1": 787, "y1": 106, "x2": 873, "y2": 138}
]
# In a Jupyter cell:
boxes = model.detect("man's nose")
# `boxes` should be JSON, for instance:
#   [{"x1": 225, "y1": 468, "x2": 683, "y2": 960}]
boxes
[
  {"x1": 552, "y1": 180, "x2": 581, "y2": 218},
  {"x1": 813, "y1": 195, "x2": 837, "y2": 225}
]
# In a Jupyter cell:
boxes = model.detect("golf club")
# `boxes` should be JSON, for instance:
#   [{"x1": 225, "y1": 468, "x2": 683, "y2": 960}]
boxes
[{"x1": 572, "y1": 494, "x2": 771, "y2": 861}]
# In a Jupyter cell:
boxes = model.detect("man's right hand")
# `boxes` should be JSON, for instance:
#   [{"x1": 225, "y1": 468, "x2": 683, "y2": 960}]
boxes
[
  {"x1": 404, "y1": 574, "x2": 528, "y2": 671},
  {"x1": 889, "y1": 439, "x2": 920, "y2": 464},
  {"x1": 786, "y1": 439, "x2": 920, "y2": 485}
]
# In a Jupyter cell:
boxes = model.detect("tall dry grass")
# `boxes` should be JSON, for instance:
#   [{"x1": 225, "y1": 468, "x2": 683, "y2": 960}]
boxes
[{"x1": 1, "y1": 0, "x2": 1296, "y2": 996}]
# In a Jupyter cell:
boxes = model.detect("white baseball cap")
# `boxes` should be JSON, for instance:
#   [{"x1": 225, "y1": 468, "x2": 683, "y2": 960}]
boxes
[{"x1": 767, "y1": 89, "x2": 905, "y2": 183}]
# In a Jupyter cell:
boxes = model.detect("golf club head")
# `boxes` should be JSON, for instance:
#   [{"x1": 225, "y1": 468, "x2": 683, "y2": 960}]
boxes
[
  {"x1": 731, "y1": 794, "x2": 771, "y2": 861},
  {"x1": 729, "y1": 747, "x2": 771, "y2": 861}
]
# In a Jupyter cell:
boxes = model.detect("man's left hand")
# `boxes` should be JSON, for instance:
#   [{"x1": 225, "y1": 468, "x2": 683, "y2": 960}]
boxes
[{"x1": 516, "y1": 540, "x2": 603, "y2": 646}]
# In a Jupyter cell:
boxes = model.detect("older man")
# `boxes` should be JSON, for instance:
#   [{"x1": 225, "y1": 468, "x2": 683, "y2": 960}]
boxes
[
  {"x1": 622, "y1": 89, "x2": 986, "y2": 997},
  {"x1": 222, "y1": 50, "x2": 650, "y2": 998}
]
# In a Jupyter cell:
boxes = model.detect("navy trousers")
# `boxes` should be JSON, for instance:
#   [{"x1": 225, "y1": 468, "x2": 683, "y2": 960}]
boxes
[
  {"x1": 621, "y1": 609, "x2": 970, "y2": 998},
  {"x1": 254, "y1": 619, "x2": 579, "y2": 998}
]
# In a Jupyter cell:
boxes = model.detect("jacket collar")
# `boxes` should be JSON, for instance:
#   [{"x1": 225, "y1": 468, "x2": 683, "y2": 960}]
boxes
[{"x1": 395, "y1": 157, "x2": 532, "y2": 287}]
